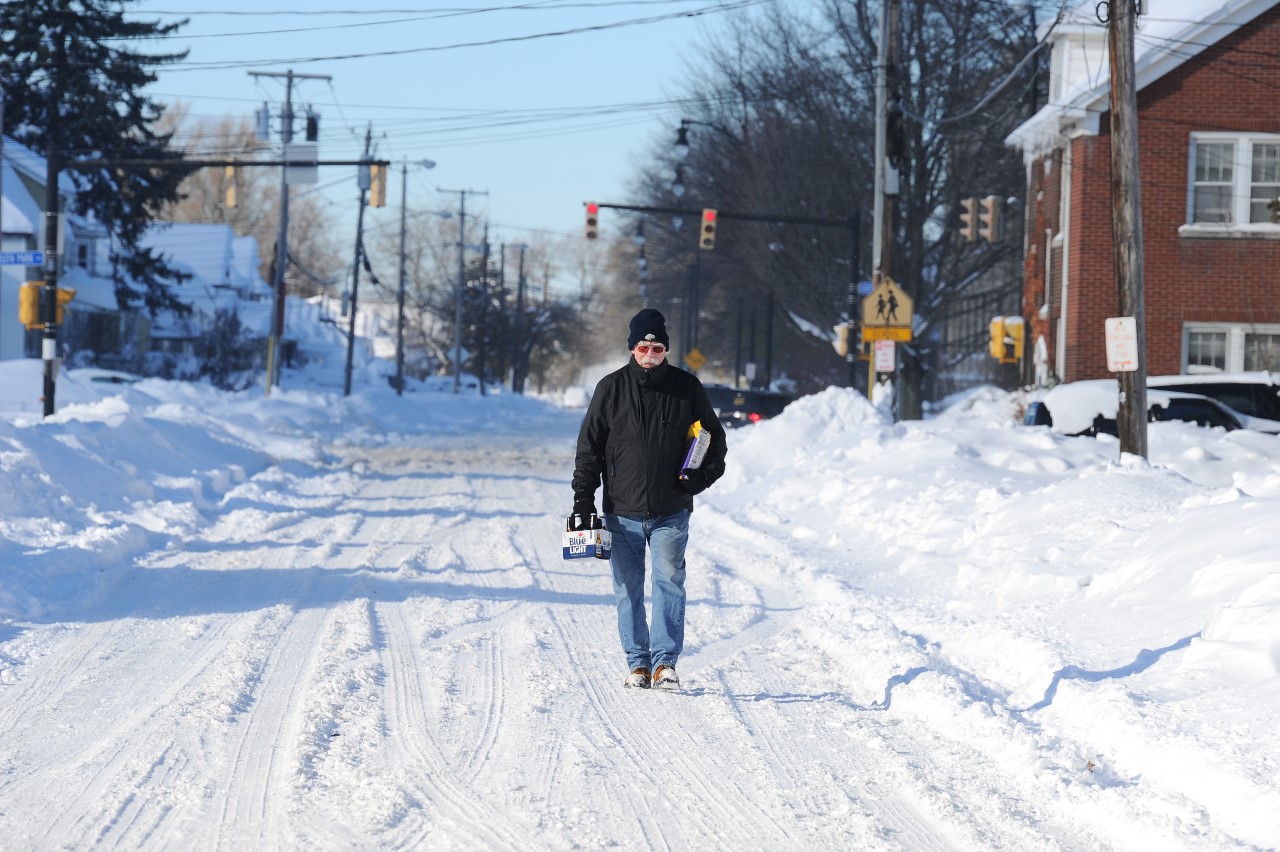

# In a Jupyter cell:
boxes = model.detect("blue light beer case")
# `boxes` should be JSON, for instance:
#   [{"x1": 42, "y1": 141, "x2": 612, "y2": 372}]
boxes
[{"x1": 562, "y1": 514, "x2": 611, "y2": 560}]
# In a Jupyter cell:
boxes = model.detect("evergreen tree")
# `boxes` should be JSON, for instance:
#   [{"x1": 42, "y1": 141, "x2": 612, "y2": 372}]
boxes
[{"x1": 0, "y1": 0, "x2": 195, "y2": 314}]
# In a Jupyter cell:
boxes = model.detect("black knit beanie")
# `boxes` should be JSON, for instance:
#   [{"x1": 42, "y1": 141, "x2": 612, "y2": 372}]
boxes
[{"x1": 627, "y1": 308, "x2": 670, "y2": 349}]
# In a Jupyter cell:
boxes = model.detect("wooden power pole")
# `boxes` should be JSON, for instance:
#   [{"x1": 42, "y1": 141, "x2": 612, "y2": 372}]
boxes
[{"x1": 1107, "y1": 0, "x2": 1148, "y2": 458}]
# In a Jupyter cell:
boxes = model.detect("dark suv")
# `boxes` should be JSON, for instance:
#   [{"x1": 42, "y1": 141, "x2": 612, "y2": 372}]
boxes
[
  {"x1": 703, "y1": 385, "x2": 794, "y2": 428},
  {"x1": 1023, "y1": 380, "x2": 1252, "y2": 437},
  {"x1": 1146, "y1": 373, "x2": 1280, "y2": 423}
]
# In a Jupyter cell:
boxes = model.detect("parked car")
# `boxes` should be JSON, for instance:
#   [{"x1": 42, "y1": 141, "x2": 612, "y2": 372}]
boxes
[
  {"x1": 703, "y1": 385, "x2": 794, "y2": 428},
  {"x1": 1147, "y1": 372, "x2": 1280, "y2": 423},
  {"x1": 1022, "y1": 379, "x2": 1276, "y2": 437}
]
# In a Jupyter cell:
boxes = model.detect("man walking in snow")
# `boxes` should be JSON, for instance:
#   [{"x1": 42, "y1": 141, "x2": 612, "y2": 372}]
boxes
[{"x1": 571, "y1": 308, "x2": 727, "y2": 690}]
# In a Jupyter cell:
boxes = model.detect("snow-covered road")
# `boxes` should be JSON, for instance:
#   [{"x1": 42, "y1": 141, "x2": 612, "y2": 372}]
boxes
[
  {"x1": 3, "y1": 373, "x2": 1279, "y2": 850},
  {"x1": 0, "y1": 433, "x2": 1073, "y2": 849}
]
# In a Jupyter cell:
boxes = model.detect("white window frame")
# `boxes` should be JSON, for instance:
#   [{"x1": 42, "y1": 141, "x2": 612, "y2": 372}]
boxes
[
  {"x1": 1182, "y1": 322, "x2": 1280, "y2": 372},
  {"x1": 1182, "y1": 133, "x2": 1280, "y2": 237}
]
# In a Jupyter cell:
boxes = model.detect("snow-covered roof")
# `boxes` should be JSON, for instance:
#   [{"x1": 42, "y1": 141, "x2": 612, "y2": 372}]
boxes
[
  {"x1": 58, "y1": 266, "x2": 120, "y2": 312},
  {"x1": 143, "y1": 222, "x2": 236, "y2": 288},
  {"x1": 1, "y1": 194, "x2": 33, "y2": 235},
  {"x1": 1006, "y1": 0, "x2": 1280, "y2": 159}
]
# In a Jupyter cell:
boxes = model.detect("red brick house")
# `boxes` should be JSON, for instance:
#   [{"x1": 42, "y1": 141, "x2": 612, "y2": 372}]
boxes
[{"x1": 1006, "y1": 0, "x2": 1280, "y2": 386}]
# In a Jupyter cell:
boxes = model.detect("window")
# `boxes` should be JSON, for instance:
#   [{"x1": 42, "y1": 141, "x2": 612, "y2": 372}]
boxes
[
  {"x1": 1251, "y1": 144, "x2": 1280, "y2": 223},
  {"x1": 1188, "y1": 135, "x2": 1280, "y2": 228},
  {"x1": 1187, "y1": 329, "x2": 1227, "y2": 371},
  {"x1": 1193, "y1": 142, "x2": 1233, "y2": 223},
  {"x1": 1245, "y1": 332, "x2": 1280, "y2": 372},
  {"x1": 77, "y1": 244, "x2": 89, "y2": 268},
  {"x1": 1184, "y1": 323, "x2": 1280, "y2": 373}
]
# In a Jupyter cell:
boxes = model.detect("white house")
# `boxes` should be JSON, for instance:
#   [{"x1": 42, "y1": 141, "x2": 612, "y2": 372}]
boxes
[{"x1": 2, "y1": 137, "x2": 274, "y2": 366}]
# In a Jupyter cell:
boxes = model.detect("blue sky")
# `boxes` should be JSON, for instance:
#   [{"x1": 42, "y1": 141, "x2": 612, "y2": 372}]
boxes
[{"x1": 128, "y1": 0, "x2": 758, "y2": 252}]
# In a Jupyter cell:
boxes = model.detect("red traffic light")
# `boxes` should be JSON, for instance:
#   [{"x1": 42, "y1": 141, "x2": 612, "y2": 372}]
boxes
[
  {"x1": 586, "y1": 202, "x2": 599, "y2": 215},
  {"x1": 699, "y1": 207, "x2": 718, "y2": 250}
]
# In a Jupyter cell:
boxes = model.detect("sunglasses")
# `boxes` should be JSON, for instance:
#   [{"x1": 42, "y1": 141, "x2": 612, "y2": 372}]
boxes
[{"x1": 634, "y1": 343, "x2": 667, "y2": 354}]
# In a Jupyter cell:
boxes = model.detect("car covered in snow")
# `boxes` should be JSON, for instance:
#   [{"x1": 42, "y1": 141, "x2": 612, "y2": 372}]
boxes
[
  {"x1": 1022, "y1": 379, "x2": 1280, "y2": 437},
  {"x1": 1146, "y1": 372, "x2": 1280, "y2": 425}
]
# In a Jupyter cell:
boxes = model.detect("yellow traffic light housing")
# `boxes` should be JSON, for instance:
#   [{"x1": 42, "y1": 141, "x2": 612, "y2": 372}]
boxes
[
  {"x1": 1003, "y1": 314, "x2": 1024, "y2": 362},
  {"x1": 989, "y1": 315, "x2": 1022, "y2": 364},
  {"x1": 56, "y1": 287, "x2": 76, "y2": 324},
  {"x1": 18, "y1": 283, "x2": 75, "y2": 328},
  {"x1": 584, "y1": 202, "x2": 599, "y2": 240},
  {"x1": 223, "y1": 165, "x2": 238, "y2": 208},
  {"x1": 833, "y1": 323, "x2": 850, "y2": 357},
  {"x1": 978, "y1": 195, "x2": 1002, "y2": 243},
  {"x1": 700, "y1": 208, "x2": 717, "y2": 250},
  {"x1": 989, "y1": 316, "x2": 1005, "y2": 360},
  {"x1": 19, "y1": 282, "x2": 41, "y2": 329},
  {"x1": 369, "y1": 164, "x2": 387, "y2": 208},
  {"x1": 959, "y1": 197, "x2": 977, "y2": 241}
]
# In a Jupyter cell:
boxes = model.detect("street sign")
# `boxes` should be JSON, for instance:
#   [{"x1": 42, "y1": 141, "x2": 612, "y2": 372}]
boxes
[
  {"x1": 684, "y1": 346, "x2": 706, "y2": 372},
  {"x1": 862, "y1": 278, "x2": 912, "y2": 326},
  {"x1": 1105, "y1": 317, "x2": 1139, "y2": 372},
  {"x1": 873, "y1": 340, "x2": 896, "y2": 372},
  {"x1": 0, "y1": 250, "x2": 45, "y2": 266},
  {"x1": 857, "y1": 280, "x2": 875, "y2": 297},
  {"x1": 861, "y1": 277, "x2": 913, "y2": 341},
  {"x1": 862, "y1": 326, "x2": 912, "y2": 342}
]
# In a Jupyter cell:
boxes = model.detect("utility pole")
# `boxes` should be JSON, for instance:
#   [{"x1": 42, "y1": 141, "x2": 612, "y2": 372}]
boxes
[
  {"x1": 248, "y1": 68, "x2": 331, "y2": 393},
  {"x1": 41, "y1": 28, "x2": 66, "y2": 418},
  {"x1": 513, "y1": 243, "x2": 527, "y2": 394},
  {"x1": 871, "y1": 0, "x2": 903, "y2": 411},
  {"x1": 1108, "y1": 0, "x2": 1148, "y2": 458},
  {"x1": 477, "y1": 224, "x2": 490, "y2": 397},
  {"x1": 846, "y1": 214, "x2": 863, "y2": 393},
  {"x1": 396, "y1": 162, "x2": 409, "y2": 395},
  {"x1": 343, "y1": 124, "x2": 373, "y2": 397},
  {"x1": 439, "y1": 187, "x2": 487, "y2": 392},
  {"x1": 871, "y1": 0, "x2": 900, "y2": 285}
]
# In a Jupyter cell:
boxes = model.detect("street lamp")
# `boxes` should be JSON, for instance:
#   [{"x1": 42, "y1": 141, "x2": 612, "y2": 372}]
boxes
[
  {"x1": 396, "y1": 158, "x2": 445, "y2": 395},
  {"x1": 674, "y1": 120, "x2": 691, "y2": 161}
]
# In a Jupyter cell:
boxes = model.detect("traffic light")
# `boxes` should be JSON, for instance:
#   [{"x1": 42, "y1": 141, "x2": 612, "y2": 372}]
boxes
[
  {"x1": 959, "y1": 197, "x2": 977, "y2": 241},
  {"x1": 19, "y1": 282, "x2": 41, "y2": 328},
  {"x1": 700, "y1": 208, "x2": 717, "y2": 250},
  {"x1": 989, "y1": 317, "x2": 1005, "y2": 360},
  {"x1": 305, "y1": 111, "x2": 319, "y2": 142},
  {"x1": 18, "y1": 283, "x2": 75, "y2": 328},
  {"x1": 55, "y1": 287, "x2": 76, "y2": 324},
  {"x1": 988, "y1": 315, "x2": 1021, "y2": 364},
  {"x1": 833, "y1": 323, "x2": 850, "y2": 357},
  {"x1": 1003, "y1": 314, "x2": 1024, "y2": 362},
  {"x1": 369, "y1": 164, "x2": 387, "y2": 208},
  {"x1": 223, "y1": 165, "x2": 238, "y2": 208},
  {"x1": 978, "y1": 195, "x2": 1003, "y2": 243},
  {"x1": 584, "y1": 202, "x2": 599, "y2": 240}
]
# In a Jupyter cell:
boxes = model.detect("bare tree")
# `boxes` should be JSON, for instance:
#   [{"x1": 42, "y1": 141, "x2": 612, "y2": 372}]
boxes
[
  {"x1": 157, "y1": 105, "x2": 344, "y2": 298},
  {"x1": 621, "y1": 0, "x2": 1045, "y2": 407}
]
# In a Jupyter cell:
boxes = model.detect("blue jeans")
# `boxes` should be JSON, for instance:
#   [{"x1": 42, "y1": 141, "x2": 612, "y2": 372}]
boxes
[{"x1": 605, "y1": 510, "x2": 689, "y2": 672}]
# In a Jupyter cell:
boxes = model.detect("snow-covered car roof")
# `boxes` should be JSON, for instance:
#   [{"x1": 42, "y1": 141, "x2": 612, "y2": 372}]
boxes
[{"x1": 1032, "y1": 379, "x2": 1278, "y2": 436}]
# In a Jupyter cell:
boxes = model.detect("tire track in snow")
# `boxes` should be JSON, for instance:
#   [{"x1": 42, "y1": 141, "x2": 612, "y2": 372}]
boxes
[
  {"x1": 0, "y1": 615, "x2": 245, "y2": 848},
  {"x1": 692, "y1": 506, "x2": 1117, "y2": 849},
  {"x1": 375, "y1": 600, "x2": 544, "y2": 850},
  {"x1": 212, "y1": 605, "x2": 327, "y2": 851}
]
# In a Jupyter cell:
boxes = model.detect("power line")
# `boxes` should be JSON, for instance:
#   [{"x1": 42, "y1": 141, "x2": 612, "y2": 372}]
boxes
[{"x1": 160, "y1": 0, "x2": 774, "y2": 71}]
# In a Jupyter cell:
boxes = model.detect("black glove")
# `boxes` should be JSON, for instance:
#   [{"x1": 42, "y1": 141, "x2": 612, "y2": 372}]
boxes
[
  {"x1": 571, "y1": 500, "x2": 596, "y2": 529},
  {"x1": 679, "y1": 468, "x2": 710, "y2": 495}
]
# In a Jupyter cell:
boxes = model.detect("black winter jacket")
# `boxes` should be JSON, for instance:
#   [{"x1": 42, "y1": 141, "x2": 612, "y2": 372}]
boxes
[{"x1": 573, "y1": 358, "x2": 727, "y2": 517}]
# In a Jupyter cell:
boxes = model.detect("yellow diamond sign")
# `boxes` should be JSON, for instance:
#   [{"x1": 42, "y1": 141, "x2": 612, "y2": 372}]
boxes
[
  {"x1": 684, "y1": 347, "x2": 706, "y2": 372},
  {"x1": 861, "y1": 277, "x2": 913, "y2": 342}
]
